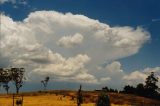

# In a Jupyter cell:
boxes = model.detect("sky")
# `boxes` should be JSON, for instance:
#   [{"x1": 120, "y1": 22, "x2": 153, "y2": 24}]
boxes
[{"x1": 0, "y1": 0, "x2": 160, "y2": 91}]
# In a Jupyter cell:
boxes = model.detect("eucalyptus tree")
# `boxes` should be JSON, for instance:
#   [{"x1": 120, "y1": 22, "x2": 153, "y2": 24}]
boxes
[
  {"x1": 0, "y1": 68, "x2": 12, "y2": 94},
  {"x1": 11, "y1": 68, "x2": 25, "y2": 94}
]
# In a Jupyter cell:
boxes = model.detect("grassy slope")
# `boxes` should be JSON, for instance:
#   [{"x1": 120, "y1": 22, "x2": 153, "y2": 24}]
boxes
[{"x1": 0, "y1": 90, "x2": 160, "y2": 106}]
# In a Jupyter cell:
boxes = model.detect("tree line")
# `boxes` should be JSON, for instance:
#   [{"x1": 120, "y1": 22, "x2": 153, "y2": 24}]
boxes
[
  {"x1": 101, "y1": 72, "x2": 160, "y2": 100},
  {"x1": 0, "y1": 67, "x2": 51, "y2": 94},
  {"x1": 121, "y1": 72, "x2": 160, "y2": 100}
]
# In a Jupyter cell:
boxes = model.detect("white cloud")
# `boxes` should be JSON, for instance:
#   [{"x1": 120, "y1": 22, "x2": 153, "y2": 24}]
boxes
[
  {"x1": 105, "y1": 61, "x2": 123, "y2": 73},
  {"x1": 57, "y1": 33, "x2": 84, "y2": 48},
  {"x1": 95, "y1": 26, "x2": 149, "y2": 48},
  {"x1": 0, "y1": 0, "x2": 8, "y2": 4},
  {"x1": 32, "y1": 54, "x2": 90, "y2": 77},
  {"x1": 0, "y1": 0, "x2": 16, "y2": 4},
  {"x1": 72, "y1": 71, "x2": 98, "y2": 84},
  {"x1": 100, "y1": 77, "x2": 111, "y2": 83},
  {"x1": 30, "y1": 53, "x2": 97, "y2": 83},
  {"x1": 152, "y1": 19, "x2": 160, "y2": 22},
  {"x1": 0, "y1": 0, "x2": 27, "y2": 5},
  {"x1": 143, "y1": 67, "x2": 160, "y2": 75},
  {"x1": 122, "y1": 67, "x2": 160, "y2": 86},
  {"x1": 0, "y1": 10, "x2": 150, "y2": 84},
  {"x1": 19, "y1": 0, "x2": 27, "y2": 5},
  {"x1": 99, "y1": 61, "x2": 160, "y2": 88},
  {"x1": 98, "y1": 61, "x2": 125, "y2": 87},
  {"x1": 123, "y1": 71, "x2": 147, "y2": 85},
  {"x1": 0, "y1": 0, "x2": 15, "y2": 4},
  {"x1": 123, "y1": 69, "x2": 160, "y2": 87}
]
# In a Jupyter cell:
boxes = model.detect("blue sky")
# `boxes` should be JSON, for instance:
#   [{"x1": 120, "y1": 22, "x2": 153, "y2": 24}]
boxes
[{"x1": 0, "y1": 0, "x2": 160, "y2": 91}]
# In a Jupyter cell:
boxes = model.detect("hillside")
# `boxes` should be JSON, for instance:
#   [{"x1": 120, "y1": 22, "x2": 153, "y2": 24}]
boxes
[{"x1": 0, "y1": 90, "x2": 160, "y2": 106}]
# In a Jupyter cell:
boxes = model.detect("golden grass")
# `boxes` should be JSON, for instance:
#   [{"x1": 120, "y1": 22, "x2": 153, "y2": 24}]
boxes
[
  {"x1": 0, "y1": 91, "x2": 160, "y2": 106},
  {"x1": 1, "y1": 94, "x2": 73, "y2": 106},
  {"x1": 0, "y1": 94, "x2": 128, "y2": 106}
]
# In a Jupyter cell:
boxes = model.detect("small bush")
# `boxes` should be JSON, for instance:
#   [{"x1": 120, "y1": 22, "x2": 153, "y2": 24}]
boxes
[{"x1": 96, "y1": 92, "x2": 110, "y2": 106}]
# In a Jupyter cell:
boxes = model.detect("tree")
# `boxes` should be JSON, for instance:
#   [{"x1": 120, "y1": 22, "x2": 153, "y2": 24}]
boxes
[
  {"x1": 109, "y1": 88, "x2": 115, "y2": 92},
  {"x1": 0, "y1": 68, "x2": 3, "y2": 86},
  {"x1": 144, "y1": 72, "x2": 159, "y2": 97},
  {"x1": 96, "y1": 91, "x2": 110, "y2": 106},
  {"x1": 102, "y1": 86, "x2": 109, "y2": 92},
  {"x1": 121, "y1": 72, "x2": 160, "y2": 99},
  {"x1": 114, "y1": 89, "x2": 118, "y2": 93},
  {"x1": 0, "y1": 68, "x2": 4, "y2": 92},
  {"x1": 2, "y1": 70, "x2": 11, "y2": 94},
  {"x1": 123, "y1": 85, "x2": 135, "y2": 94},
  {"x1": 0, "y1": 68, "x2": 12, "y2": 94},
  {"x1": 41, "y1": 76, "x2": 50, "y2": 90},
  {"x1": 136, "y1": 83, "x2": 145, "y2": 96},
  {"x1": 11, "y1": 68, "x2": 25, "y2": 94}
]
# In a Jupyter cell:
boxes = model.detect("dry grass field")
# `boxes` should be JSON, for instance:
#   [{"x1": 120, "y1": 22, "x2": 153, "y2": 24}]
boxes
[{"x1": 0, "y1": 90, "x2": 160, "y2": 106}]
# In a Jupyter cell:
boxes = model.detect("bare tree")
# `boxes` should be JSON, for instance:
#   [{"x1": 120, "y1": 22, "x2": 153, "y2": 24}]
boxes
[
  {"x1": 41, "y1": 76, "x2": 50, "y2": 90},
  {"x1": 11, "y1": 68, "x2": 25, "y2": 94}
]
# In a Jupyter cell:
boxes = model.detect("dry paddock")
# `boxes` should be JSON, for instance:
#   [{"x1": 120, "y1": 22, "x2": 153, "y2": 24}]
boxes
[{"x1": 0, "y1": 94, "x2": 128, "y2": 106}]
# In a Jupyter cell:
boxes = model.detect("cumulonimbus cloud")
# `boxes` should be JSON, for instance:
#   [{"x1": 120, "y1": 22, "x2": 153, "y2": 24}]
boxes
[{"x1": 0, "y1": 10, "x2": 150, "y2": 85}]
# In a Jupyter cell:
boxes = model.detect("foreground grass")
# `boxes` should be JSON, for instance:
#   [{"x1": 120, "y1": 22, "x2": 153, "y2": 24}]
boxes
[{"x1": 0, "y1": 94, "x2": 128, "y2": 106}]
